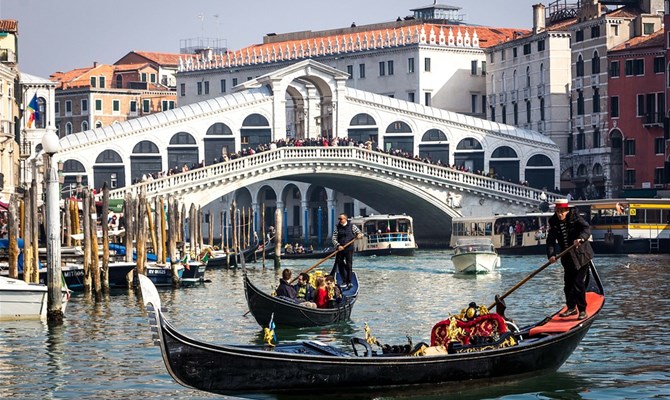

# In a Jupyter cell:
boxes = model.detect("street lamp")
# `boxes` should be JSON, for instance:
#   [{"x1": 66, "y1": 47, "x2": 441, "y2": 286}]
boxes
[{"x1": 41, "y1": 129, "x2": 64, "y2": 324}]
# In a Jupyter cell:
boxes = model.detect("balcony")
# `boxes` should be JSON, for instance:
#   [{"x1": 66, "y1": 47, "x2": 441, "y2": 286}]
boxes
[
  {"x1": 0, "y1": 119, "x2": 12, "y2": 135},
  {"x1": 488, "y1": 93, "x2": 496, "y2": 104},
  {"x1": 575, "y1": 76, "x2": 583, "y2": 90},
  {"x1": 499, "y1": 92, "x2": 507, "y2": 104},
  {"x1": 575, "y1": 115, "x2": 584, "y2": 128},
  {"x1": 591, "y1": 74, "x2": 600, "y2": 86},
  {"x1": 510, "y1": 89, "x2": 518, "y2": 103},
  {"x1": 537, "y1": 84, "x2": 545, "y2": 97},
  {"x1": 537, "y1": 120, "x2": 545, "y2": 132},
  {"x1": 642, "y1": 112, "x2": 664, "y2": 127},
  {"x1": 523, "y1": 87, "x2": 531, "y2": 100},
  {"x1": 0, "y1": 48, "x2": 16, "y2": 64},
  {"x1": 591, "y1": 113, "x2": 600, "y2": 127}
]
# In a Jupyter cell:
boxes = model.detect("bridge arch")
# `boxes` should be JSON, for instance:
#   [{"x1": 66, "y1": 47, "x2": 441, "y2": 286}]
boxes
[
  {"x1": 454, "y1": 137, "x2": 484, "y2": 173},
  {"x1": 94, "y1": 149, "x2": 125, "y2": 190},
  {"x1": 168, "y1": 132, "x2": 199, "y2": 171},
  {"x1": 131, "y1": 140, "x2": 161, "y2": 182}
]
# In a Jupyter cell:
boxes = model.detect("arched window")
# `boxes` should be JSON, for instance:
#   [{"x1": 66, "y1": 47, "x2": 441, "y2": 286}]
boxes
[
  {"x1": 206, "y1": 122, "x2": 233, "y2": 135},
  {"x1": 65, "y1": 122, "x2": 73, "y2": 135},
  {"x1": 385, "y1": 121, "x2": 412, "y2": 133},
  {"x1": 591, "y1": 51, "x2": 600, "y2": 74},
  {"x1": 525, "y1": 66, "x2": 531, "y2": 88},
  {"x1": 577, "y1": 54, "x2": 584, "y2": 77},
  {"x1": 95, "y1": 121, "x2": 103, "y2": 128},
  {"x1": 349, "y1": 113, "x2": 376, "y2": 126},
  {"x1": 81, "y1": 121, "x2": 89, "y2": 132},
  {"x1": 512, "y1": 69, "x2": 517, "y2": 90}
]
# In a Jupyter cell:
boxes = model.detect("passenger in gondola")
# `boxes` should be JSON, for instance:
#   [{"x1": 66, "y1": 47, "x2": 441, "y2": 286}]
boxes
[
  {"x1": 325, "y1": 275, "x2": 343, "y2": 308},
  {"x1": 275, "y1": 268, "x2": 297, "y2": 301},
  {"x1": 313, "y1": 276, "x2": 329, "y2": 308},
  {"x1": 293, "y1": 272, "x2": 314, "y2": 302}
]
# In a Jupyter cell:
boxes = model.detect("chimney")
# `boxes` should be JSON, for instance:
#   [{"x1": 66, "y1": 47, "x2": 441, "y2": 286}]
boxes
[
  {"x1": 93, "y1": 61, "x2": 98, "y2": 68},
  {"x1": 532, "y1": 3, "x2": 546, "y2": 34}
]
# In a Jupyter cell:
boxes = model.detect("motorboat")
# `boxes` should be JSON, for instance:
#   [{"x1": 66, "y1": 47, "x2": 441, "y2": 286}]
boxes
[{"x1": 451, "y1": 238, "x2": 500, "y2": 273}]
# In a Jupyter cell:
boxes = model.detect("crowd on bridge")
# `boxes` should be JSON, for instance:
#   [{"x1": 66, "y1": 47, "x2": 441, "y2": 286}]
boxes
[{"x1": 129, "y1": 136, "x2": 558, "y2": 194}]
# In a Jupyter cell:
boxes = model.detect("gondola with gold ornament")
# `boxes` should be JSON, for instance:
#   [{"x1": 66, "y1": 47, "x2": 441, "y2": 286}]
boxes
[{"x1": 137, "y1": 259, "x2": 604, "y2": 397}]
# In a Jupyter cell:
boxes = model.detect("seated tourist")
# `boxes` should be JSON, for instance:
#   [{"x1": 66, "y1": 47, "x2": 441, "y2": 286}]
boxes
[
  {"x1": 325, "y1": 275, "x2": 343, "y2": 308},
  {"x1": 293, "y1": 272, "x2": 314, "y2": 302},
  {"x1": 313, "y1": 276, "x2": 328, "y2": 308},
  {"x1": 275, "y1": 268, "x2": 297, "y2": 301}
]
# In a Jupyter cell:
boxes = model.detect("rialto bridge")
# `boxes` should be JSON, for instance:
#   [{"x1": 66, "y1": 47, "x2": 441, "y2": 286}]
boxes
[{"x1": 48, "y1": 60, "x2": 562, "y2": 247}]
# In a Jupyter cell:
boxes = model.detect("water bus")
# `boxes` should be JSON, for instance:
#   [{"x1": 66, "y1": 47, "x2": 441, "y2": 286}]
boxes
[
  {"x1": 571, "y1": 198, "x2": 670, "y2": 254},
  {"x1": 450, "y1": 212, "x2": 553, "y2": 255},
  {"x1": 350, "y1": 214, "x2": 417, "y2": 256}
]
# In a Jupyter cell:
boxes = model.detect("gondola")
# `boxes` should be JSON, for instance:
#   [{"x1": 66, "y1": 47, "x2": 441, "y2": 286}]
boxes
[
  {"x1": 138, "y1": 261, "x2": 604, "y2": 397},
  {"x1": 263, "y1": 247, "x2": 335, "y2": 260},
  {"x1": 243, "y1": 271, "x2": 358, "y2": 327},
  {"x1": 205, "y1": 240, "x2": 263, "y2": 269}
]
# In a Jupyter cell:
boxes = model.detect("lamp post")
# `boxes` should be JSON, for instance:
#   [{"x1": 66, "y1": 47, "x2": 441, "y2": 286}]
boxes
[{"x1": 41, "y1": 129, "x2": 64, "y2": 324}]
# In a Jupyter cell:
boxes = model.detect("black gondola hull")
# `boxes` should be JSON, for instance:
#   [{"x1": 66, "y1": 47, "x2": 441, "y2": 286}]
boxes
[{"x1": 244, "y1": 272, "x2": 358, "y2": 327}]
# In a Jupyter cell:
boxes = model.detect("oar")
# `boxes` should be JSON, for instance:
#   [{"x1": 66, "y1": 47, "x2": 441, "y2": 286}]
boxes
[
  {"x1": 488, "y1": 241, "x2": 580, "y2": 310},
  {"x1": 289, "y1": 237, "x2": 357, "y2": 284}
]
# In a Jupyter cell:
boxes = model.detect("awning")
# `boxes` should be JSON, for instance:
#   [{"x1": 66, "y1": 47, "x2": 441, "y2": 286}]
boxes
[
  {"x1": 108, "y1": 199, "x2": 125, "y2": 213},
  {"x1": 0, "y1": 200, "x2": 8, "y2": 211}
]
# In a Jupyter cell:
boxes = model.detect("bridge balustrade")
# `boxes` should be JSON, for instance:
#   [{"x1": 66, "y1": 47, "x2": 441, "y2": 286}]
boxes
[{"x1": 107, "y1": 146, "x2": 559, "y2": 206}]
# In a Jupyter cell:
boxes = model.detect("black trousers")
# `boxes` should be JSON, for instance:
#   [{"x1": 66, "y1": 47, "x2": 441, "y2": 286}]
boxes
[
  {"x1": 563, "y1": 263, "x2": 589, "y2": 312},
  {"x1": 334, "y1": 249, "x2": 354, "y2": 284}
]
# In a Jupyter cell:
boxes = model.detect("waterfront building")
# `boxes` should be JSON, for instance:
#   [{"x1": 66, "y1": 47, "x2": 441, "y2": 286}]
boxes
[
  {"x1": 0, "y1": 19, "x2": 20, "y2": 204},
  {"x1": 608, "y1": 29, "x2": 666, "y2": 196}
]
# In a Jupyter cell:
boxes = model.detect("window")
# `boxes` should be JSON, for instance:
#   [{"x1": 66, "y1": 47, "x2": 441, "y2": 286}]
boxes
[
  {"x1": 575, "y1": 29, "x2": 584, "y2": 42},
  {"x1": 513, "y1": 47, "x2": 518, "y2": 58},
  {"x1": 379, "y1": 61, "x2": 386, "y2": 76},
  {"x1": 513, "y1": 103, "x2": 519, "y2": 125},
  {"x1": 471, "y1": 60, "x2": 477, "y2": 75},
  {"x1": 625, "y1": 59, "x2": 644, "y2": 76},
  {"x1": 576, "y1": 55, "x2": 584, "y2": 77},
  {"x1": 130, "y1": 100, "x2": 137, "y2": 114},
  {"x1": 613, "y1": 24, "x2": 619, "y2": 36},
  {"x1": 654, "y1": 56, "x2": 664, "y2": 73},
  {"x1": 609, "y1": 60, "x2": 620, "y2": 77},
  {"x1": 624, "y1": 170, "x2": 636, "y2": 185},
  {"x1": 141, "y1": 73, "x2": 147, "y2": 82},
  {"x1": 501, "y1": 105, "x2": 507, "y2": 123},
  {"x1": 610, "y1": 96, "x2": 619, "y2": 117},
  {"x1": 359, "y1": 63, "x2": 366, "y2": 78},
  {"x1": 161, "y1": 100, "x2": 169, "y2": 111},
  {"x1": 471, "y1": 94, "x2": 478, "y2": 113},
  {"x1": 81, "y1": 99, "x2": 88, "y2": 113},
  {"x1": 99, "y1": 76, "x2": 105, "y2": 88},
  {"x1": 591, "y1": 25, "x2": 600, "y2": 38},
  {"x1": 576, "y1": 129, "x2": 585, "y2": 150},
  {"x1": 624, "y1": 139, "x2": 636, "y2": 156},
  {"x1": 346, "y1": 65, "x2": 353, "y2": 79},
  {"x1": 593, "y1": 89, "x2": 600, "y2": 113},
  {"x1": 220, "y1": 79, "x2": 226, "y2": 92},
  {"x1": 655, "y1": 137, "x2": 665, "y2": 154},
  {"x1": 142, "y1": 99, "x2": 150, "y2": 113},
  {"x1": 540, "y1": 98, "x2": 545, "y2": 121},
  {"x1": 408, "y1": 57, "x2": 415, "y2": 73},
  {"x1": 481, "y1": 61, "x2": 486, "y2": 75},
  {"x1": 592, "y1": 52, "x2": 600, "y2": 74},
  {"x1": 180, "y1": 83, "x2": 185, "y2": 97},
  {"x1": 112, "y1": 99, "x2": 120, "y2": 113},
  {"x1": 387, "y1": 60, "x2": 394, "y2": 75},
  {"x1": 490, "y1": 106, "x2": 496, "y2": 122},
  {"x1": 90, "y1": 77, "x2": 96, "y2": 88},
  {"x1": 523, "y1": 43, "x2": 531, "y2": 55},
  {"x1": 537, "y1": 39, "x2": 545, "y2": 52},
  {"x1": 643, "y1": 23, "x2": 655, "y2": 35},
  {"x1": 490, "y1": 52, "x2": 495, "y2": 63},
  {"x1": 408, "y1": 92, "x2": 415, "y2": 102},
  {"x1": 65, "y1": 100, "x2": 72, "y2": 115},
  {"x1": 481, "y1": 95, "x2": 486, "y2": 114},
  {"x1": 115, "y1": 75, "x2": 123, "y2": 89},
  {"x1": 197, "y1": 82, "x2": 202, "y2": 95},
  {"x1": 526, "y1": 100, "x2": 531, "y2": 123},
  {"x1": 577, "y1": 90, "x2": 584, "y2": 115},
  {"x1": 95, "y1": 99, "x2": 102, "y2": 112},
  {"x1": 232, "y1": 78, "x2": 238, "y2": 86},
  {"x1": 424, "y1": 57, "x2": 431, "y2": 72},
  {"x1": 55, "y1": 101, "x2": 60, "y2": 114},
  {"x1": 204, "y1": 81, "x2": 210, "y2": 94},
  {"x1": 637, "y1": 94, "x2": 644, "y2": 116},
  {"x1": 592, "y1": 128, "x2": 600, "y2": 148},
  {"x1": 655, "y1": 168, "x2": 664, "y2": 185},
  {"x1": 81, "y1": 121, "x2": 88, "y2": 131},
  {"x1": 150, "y1": 73, "x2": 156, "y2": 83},
  {"x1": 65, "y1": 122, "x2": 72, "y2": 135},
  {"x1": 501, "y1": 49, "x2": 506, "y2": 61},
  {"x1": 425, "y1": 92, "x2": 431, "y2": 106}
]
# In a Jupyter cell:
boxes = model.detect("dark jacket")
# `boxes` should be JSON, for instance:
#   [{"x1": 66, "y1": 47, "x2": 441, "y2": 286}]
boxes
[
  {"x1": 546, "y1": 209, "x2": 594, "y2": 269},
  {"x1": 276, "y1": 279, "x2": 297, "y2": 299},
  {"x1": 293, "y1": 282, "x2": 314, "y2": 301},
  {"x1": 332, "y1": 222, "x2": 361, "y2": 248}
]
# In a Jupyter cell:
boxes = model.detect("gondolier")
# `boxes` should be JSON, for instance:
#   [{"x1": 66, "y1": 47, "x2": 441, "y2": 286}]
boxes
[{"x1": 332, "y1": 213, "x2": 363, "y2": 288}]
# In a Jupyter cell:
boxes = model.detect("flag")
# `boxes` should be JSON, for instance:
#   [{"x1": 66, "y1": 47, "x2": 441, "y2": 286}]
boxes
[
  {"x1": 26, "y1": 94, "x2": 39, "y2": 128},
  {"x1": 263, "y1": 312, "x2": 277, "y2": 347}
]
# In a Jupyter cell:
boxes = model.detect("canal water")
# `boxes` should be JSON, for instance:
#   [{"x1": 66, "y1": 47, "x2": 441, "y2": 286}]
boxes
[{"x1": 1, "y1": 250, "x2": 669, "y2": 399}]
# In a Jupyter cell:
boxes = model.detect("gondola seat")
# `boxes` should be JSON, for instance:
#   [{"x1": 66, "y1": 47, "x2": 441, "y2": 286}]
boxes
[
  {"x1": 528, "y1": 292, "x2": 605, "y2": 336},
  {"x1": 430, "y1": 313, "x2": 509, "y2": 347}
]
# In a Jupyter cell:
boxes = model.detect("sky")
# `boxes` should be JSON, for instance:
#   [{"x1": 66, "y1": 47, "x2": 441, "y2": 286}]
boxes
[{"x1": 1, "y1": 0, "x2": 539, "y2": 78}]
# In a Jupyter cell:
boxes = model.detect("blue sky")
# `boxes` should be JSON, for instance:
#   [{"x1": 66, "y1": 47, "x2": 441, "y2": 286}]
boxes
[{"x1": 1, "y1": 0, "x2": 538, "y2": 78}]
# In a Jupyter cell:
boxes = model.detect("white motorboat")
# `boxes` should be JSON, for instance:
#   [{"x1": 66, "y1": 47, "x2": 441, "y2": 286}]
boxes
[
  {"x1": 451, "y1": 238, "x2": 500, "y2": 274},
  {"x1": 0, "y1": 276, "x2": 69, "y2": 321}
]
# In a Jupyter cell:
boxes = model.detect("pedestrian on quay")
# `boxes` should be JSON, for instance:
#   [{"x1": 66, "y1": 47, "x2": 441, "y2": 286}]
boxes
[
  {"x1": 331, "y1": 213, "x2": 363, "y2": 288},
  {"x1": 546, "y1": 199, "x2": 594, "y2": 320}
]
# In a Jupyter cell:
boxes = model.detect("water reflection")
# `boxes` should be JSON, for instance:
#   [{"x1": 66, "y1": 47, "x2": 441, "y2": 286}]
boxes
[{"x1": 0, "y1": 252, "x2": 668, "y2": 399}]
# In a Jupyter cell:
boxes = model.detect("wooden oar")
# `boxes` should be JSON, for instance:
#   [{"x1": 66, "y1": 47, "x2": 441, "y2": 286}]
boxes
[
  {"x1": 289, "y1": 237, "x2": 357, "y2": 284},
  {"x1": 488, "y1": 241, "x2": 580, "y2": 310}
]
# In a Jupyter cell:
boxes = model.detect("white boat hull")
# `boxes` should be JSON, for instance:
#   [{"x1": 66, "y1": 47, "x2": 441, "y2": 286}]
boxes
[
  {"x1": 452, "y1": 252, "x2": 500, "y2": 274},
  {"x1": 0, "y1": 276, "x2": 69, "y2": 321}
]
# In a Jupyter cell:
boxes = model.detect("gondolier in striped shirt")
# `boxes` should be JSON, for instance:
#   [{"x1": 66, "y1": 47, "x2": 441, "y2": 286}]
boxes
[{"x1": 332, "y1": 213, "x2": 363, "y2": 288}]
